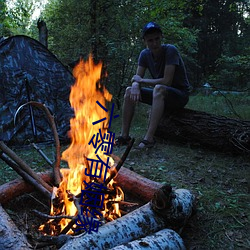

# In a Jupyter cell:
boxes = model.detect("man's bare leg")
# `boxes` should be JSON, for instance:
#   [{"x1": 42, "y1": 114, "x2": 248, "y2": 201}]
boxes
[
  {"x1": 121, "y1": 87, "x2": 136, "y2": 138},
  {"x1": 138, "y1": 85, "x2": 166, "y2": 146}
]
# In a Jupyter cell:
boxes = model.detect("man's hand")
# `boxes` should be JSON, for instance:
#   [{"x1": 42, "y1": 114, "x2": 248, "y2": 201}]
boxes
[
  {"x1": 130, "y1": 82, "x2": 141, "y2": 102},
  {"x1": 131, "y1": 74, "x2": 142, "y2": 83}
]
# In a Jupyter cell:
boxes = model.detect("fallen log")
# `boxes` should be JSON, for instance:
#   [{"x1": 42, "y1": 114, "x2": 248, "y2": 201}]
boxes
[
  {"x1": 60, "y1": 186, "x2": 195, "y2": 250},
  {"x1": 110, "y1": 228, "x2": 186, "y2": 250},
  {"x1": 156, "y1": 108, "x2": 250, "y2": 154},
  {"x1": 0, "y1": 204, "x2": 32, "y2": 249}
]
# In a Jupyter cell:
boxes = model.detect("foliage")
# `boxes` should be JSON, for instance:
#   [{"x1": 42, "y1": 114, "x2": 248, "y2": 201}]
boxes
[
  {"x1": 208, "y1": 55, "x2": 250, "y2": 90},
  {"x1": 5, "y1": 0, "x2": 35, "y2": 35},
  {"x1": 185, "y1": 0, "x2": 250, "y2": 88},
  {"x1": 0, "y1": 0, "x2": 12, "y2": 36}
]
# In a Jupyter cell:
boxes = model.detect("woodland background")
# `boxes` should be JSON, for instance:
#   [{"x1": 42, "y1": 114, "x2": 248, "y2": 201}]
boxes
[{"x1": 1, "y1": 0, "x2": 250, "y2": 107}]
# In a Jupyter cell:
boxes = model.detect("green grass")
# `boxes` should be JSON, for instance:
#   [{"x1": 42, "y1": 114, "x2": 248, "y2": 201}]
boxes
[
  {"x1": 0, "y1": 94, "x2": 249, "y2": 249},
  {"x1": 186, "y1": 93, "x2": 250, "y2": 120}
]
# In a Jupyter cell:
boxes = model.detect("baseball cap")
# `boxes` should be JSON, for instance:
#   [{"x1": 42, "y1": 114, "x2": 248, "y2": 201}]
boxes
[{"x1": 142, "y1": 22, "x2": 162, "y2": 38}]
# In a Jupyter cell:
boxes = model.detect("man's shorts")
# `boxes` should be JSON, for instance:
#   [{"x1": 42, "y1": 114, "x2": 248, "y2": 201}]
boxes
[{"x1": 140, "y1": 87, "x2": 189, "y2": 111}]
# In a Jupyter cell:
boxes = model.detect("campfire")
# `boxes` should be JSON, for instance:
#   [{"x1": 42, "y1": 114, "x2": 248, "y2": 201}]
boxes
[
  {"x1": 0, "y1": 55, "x2": 196, "y2": 249},
  {"x1": 39, "y1": 55, "x2": 127, "y2": 235}
]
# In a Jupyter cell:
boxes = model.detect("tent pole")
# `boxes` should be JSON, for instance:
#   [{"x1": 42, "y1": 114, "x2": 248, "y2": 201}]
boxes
[{"x1": 25, "y1": 78, "x2": 38, "y2": 142}]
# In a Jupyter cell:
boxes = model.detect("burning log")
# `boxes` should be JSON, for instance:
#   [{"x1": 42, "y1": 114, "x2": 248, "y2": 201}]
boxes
[
  {"x1": 156, "y1": 108, "x2": 250, "y2": 154},
  {"x1": 59, "y1": 185, "x2": 195, "y2": 250},
  {"x1": 0, "y1": 166, "x2": 160, "y2": 205},
  {"x1": 110, "y1": 228, "x2": 186, "y2": 250},
  {"x1": 105, "y1": 137, "x2": 135, "y2": 185},
  {"x1": 0, "y1": 204, "x2": 32, "y2": 249},
  {"x1": 59, "y1": 202, "x2": 167, "y2": 249}
]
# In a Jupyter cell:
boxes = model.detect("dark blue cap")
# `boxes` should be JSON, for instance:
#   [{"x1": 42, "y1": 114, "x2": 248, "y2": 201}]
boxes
[{"x1": 142, "y1": 22, "x2": 162, "y2": 38}]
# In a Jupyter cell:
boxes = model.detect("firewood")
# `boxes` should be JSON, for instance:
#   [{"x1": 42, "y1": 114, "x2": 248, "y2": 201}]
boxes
[
  {"x1": 151, "y1": 186, "x2": 196, "y2": 231},
  {"x1": 0, "y1": 167, "x2": 161, "y2": 205},
  {"x1": 0, "y1": 152, "x2": 51, "y2": 199},
  {"x1": 59, "y1": 202, "x2": 167, "y2": 250},
  {"x1": 156, "y1": 108, "x2": 250, "y2": 154},
  {"x1": 59, "y1": 186, "x2": 195, "y2": 250},
  {"x1": 0, "y1": 171, "x2": 53, "y2": 204},
  {"x1": 110, "y1": 228, "x2": 186, "y2": 250},
  {"x1": 0, "y1": 204, "x2": 32, "y2": 249},
  {"x1": 114, "y1": 167, "x2": 162, "y2": 202},
  {"x1": 0, "y1": 141, "x2": 53, "y2": 193},
  {"x1": 105, "y1": 138, "x2": 135, "y2": 185}
]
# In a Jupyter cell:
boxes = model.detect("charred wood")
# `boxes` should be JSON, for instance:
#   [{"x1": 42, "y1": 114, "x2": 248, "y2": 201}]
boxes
[
  {"x1": 0, "y1": 166, "x2": 159, "y2": 205},
  {"x1": 105, "y1": 138, "x2": 135, "y2": 185}
]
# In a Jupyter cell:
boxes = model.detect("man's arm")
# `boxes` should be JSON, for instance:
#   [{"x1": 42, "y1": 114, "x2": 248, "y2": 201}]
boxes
[
  {"x1": 132, "y1": 64, "x2": 176, "y2": 87},
  {"x1": 129, "y1": 66, "x2": 146, "y2": 102}
]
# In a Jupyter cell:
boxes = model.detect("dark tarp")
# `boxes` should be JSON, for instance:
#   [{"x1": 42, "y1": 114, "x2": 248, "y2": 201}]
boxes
[{"x1": 0, "y1": 35, "x2": 74, "y2": 145}]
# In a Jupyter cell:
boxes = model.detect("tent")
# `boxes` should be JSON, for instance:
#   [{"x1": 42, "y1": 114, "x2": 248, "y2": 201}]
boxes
[{"x1": 0, "y1": 35, "x2": 75, "y2": 145}]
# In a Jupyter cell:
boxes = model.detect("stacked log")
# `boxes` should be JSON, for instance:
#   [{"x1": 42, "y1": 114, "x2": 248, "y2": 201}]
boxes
[
  {"x1": 110, "y1": 228, "x2": 186, "y2": 250},
  {"x1": 59, "y1": 186, "x2": 195, "y2": 250},
  {"x1": 0, "y1": 204, "x2": 32, "y2": 249}
]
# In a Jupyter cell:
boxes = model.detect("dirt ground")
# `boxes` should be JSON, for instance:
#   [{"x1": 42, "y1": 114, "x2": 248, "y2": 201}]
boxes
[{"x1": 1, "y1": 138, "x2": 249, "y2": 249}]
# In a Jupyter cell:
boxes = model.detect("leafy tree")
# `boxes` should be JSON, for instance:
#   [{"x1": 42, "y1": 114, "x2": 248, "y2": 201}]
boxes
[
  {"x1": 185, "y1": 0, "x2": 250, "y2": 89},
  {"x1": 0, "y1": 0, "x2": 12, "y2": 36},
  {"x1": 5, "y1": 0, "x2": 35, "y2": 35}
]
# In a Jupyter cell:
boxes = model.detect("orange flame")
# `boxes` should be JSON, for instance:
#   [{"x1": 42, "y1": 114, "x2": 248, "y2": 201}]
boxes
[{"x1": 43, "y1": 55, "x2": 122, "y2": 234}]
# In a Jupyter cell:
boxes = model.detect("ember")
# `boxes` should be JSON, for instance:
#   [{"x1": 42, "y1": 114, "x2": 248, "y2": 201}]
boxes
[{"x1": 39, "y1": 55, "x2": 123, "y2": 235}]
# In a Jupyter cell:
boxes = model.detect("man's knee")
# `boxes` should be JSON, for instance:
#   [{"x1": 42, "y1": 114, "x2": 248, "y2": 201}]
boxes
[
  {"x1": 153, "y1": 84, "x2": 166, "y2": 98},
  {"x1": 124, "y1": 87, "x2": 132, "y2": 99}
]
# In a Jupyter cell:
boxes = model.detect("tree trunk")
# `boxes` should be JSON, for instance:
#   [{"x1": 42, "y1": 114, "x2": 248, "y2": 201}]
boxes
[
  {"x1": 0, "y1": 204, "x2": 32, "y2": 249},
  {"x1": 155, "y1": 108, "x2": 250, "y2": 154},
  {"x1": 37, "y1": 19, "x2": 48, "y2": 47}
]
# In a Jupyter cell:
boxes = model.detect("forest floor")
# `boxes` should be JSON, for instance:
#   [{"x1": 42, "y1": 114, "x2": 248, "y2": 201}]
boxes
[{"x1": 0, "y1": 95, "x2": 249, "y2": 249}]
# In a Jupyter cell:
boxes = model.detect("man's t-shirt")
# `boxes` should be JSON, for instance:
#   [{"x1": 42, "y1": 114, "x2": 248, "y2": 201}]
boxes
[{"x1": 138, "y1": 44, "x2": 191, "y2": 91}]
